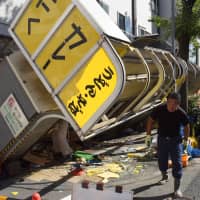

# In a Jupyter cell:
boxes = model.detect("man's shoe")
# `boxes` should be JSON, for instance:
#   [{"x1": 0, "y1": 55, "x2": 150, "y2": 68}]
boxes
[
  {"x1": 158, "y1": 176, "x2": 169, "y2": 185},
  {"x1": 174, "y1": 178, "x2": 182, "y2": 198},
  {"x1": 174, "y1": 189, "x2": 183, "y2": 198},
  {"x1": 158, "y1": 172, "x2": 169, "y2": 185}
]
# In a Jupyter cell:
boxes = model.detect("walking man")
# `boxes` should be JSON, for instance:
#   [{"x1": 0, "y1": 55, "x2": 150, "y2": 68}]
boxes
[{"x1": 146, "y1": 92, "x2": 190, "y2": 198}]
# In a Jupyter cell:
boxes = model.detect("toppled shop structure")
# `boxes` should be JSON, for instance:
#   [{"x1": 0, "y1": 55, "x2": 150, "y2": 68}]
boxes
[{"x1": 0, "y1": 0, "x2": 199, "y2": 165}]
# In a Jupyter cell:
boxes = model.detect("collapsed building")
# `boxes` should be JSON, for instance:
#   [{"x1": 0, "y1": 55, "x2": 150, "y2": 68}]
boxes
[{"x1": 0, "y1": 0, "x2": 200, "y2": 165}]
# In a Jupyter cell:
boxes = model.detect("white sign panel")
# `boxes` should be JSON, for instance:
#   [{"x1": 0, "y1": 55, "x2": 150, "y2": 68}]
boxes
[
  {"x1": 72, "y1": 183, "x2": 133, "y2": 200},
  {"x1": 0, "y1": 94, "x2": 29, "y2": 137}
]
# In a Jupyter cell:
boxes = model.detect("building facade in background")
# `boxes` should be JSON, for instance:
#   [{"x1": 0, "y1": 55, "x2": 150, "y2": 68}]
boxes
[
  {"x1": 97, "y1": 0, "x2": 160, "y2": 39},
  {"x1": 0, "y1": 0, "x2": 198, "y2": 65},
  {"x1": 97, "y1": 0, "x2": 133, "y2": 40},
  {"x1": 97, "y1": 0, "x2": 199, "y2": 65}
]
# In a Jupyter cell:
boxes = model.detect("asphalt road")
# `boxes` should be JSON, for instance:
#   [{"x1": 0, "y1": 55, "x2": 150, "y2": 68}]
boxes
[{"x1": 0, "y1": 133, "x2": 200, "y2": 200}]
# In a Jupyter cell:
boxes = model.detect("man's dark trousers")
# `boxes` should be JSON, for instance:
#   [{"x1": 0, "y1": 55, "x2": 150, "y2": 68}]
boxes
[{"x1": 158, "y1": 136, "x2": 182, "y2": 179}]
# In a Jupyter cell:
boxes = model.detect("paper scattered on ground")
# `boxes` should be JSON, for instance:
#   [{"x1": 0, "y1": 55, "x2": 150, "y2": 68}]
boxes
[
  {"x1": 67, "y1": 175, "x2": 102, "y2": 184},
  {"x1": 86, "y1": 162, "x2": 123, "y2": 183},
  {"x1": 60, "y1": 195, "x2": 71, "y2": 200},
  {"x1": 97, "y1": 171, "x2": 120, "y2": 183},
  {"x1": 11, "y1": 192, "x2": 19, "y2": 196},
  {"x1": 26, "y1": 166, "x2": 70, "y2": 181},
  {"x1": 133, "y1": 164, "x2": 144, "y2": 174}
]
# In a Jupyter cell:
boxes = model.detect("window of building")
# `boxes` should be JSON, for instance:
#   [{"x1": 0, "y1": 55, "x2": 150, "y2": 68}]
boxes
[
  {"x1": 138, "y1": 26, "x2": 150, "y2": 36},
  {"x1": 151, "y1": 0, "x2": 159, "y2": 15},
  {"x1": 117, "y1": 12, "x2": 126, "y2": 31}
]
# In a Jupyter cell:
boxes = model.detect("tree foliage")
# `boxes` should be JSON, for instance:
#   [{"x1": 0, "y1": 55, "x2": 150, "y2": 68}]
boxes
[{"x1": 151, "y1": 0, "x2": 200, "y2": 60}]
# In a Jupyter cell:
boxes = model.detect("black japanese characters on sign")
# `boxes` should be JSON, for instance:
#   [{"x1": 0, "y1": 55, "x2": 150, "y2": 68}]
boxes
[
  {"x1": 67, "y1": 66, "x2": 114, "y2": 117},
  {"x1": 28, "y1": 18, "x2": 40, "y2": 35},
  {"x1": 28, "y1": 0, "x2": 58, "y2": 35},
  {"x1": 42, "y1": 23, "x2": 87, "y2": 70},
  {"x1": 36, "y1": 0, "x2": 58, "y2": 12}
]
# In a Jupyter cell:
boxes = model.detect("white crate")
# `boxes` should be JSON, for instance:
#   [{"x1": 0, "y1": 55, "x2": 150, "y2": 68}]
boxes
[{"x1": 72, "y1": 182, "x2": 133, "y2": 200}]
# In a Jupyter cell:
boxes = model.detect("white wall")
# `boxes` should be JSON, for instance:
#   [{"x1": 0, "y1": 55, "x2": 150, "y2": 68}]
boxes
[
  {"x1": 136, "y1": 0, "x2": 153, "y2": 35},
  {"x1": 99, "y1": 0, "x2": 132, "y2": 34},
  {"x1": 99, "y1": 0, "x2": 156, "y2": 37}
]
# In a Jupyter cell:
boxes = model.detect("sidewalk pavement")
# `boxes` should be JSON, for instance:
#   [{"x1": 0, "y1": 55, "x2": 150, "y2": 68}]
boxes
[
  {"x1": 111, "y1": 158, "x2": 200, "y2": 200},
  {"x1": 0, "y1": 132, "x2": 200, "y2": 200}
]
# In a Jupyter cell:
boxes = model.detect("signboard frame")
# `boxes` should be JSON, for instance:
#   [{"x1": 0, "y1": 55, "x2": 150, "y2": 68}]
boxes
[
  {"x1": 9, "y1": 1, "x2": 103, "y2": 93},
  {"x1": 54, "y1": 39, "x2": 126, "y2": 137},
  {"x1": 9, "y1": 0, "x2": 126, "y2": 136}
]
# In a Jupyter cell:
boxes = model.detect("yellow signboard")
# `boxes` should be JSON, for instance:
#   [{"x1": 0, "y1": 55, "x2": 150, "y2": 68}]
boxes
[
  {"x1": 58, "y1": 48, "x2": 117, "y2": 128},
  {"x1": 35, "y1": 8, "x2": 100, "y2": 89},
  {"x1": 14, "y1": 0, "x2": 72, "y2": 56},
  {"x1": 10, "y1": 0, "x2": 125, "y2": 134}
]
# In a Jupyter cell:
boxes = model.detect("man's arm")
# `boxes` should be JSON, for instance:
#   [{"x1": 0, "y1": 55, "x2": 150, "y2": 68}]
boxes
[
  {"x1": 182, "y1": 123, "x2": 190, "y2": 152},
  {"x1": 146, "y1": 116, "x2": 155, "y2": 136},
  {"x1": 145, "y1": 117, "x2": 155, "y2": 147}
]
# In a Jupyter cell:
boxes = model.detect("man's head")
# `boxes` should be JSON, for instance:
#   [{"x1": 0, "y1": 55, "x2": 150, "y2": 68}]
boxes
[{"x1": 166, "y1": 92, "x2": 181, "y2": 112}]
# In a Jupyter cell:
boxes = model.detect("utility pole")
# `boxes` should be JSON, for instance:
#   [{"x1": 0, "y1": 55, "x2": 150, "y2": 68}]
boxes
[
  {"x1": 172, "y1": 0, "x2": 188, "y2": 111},
  {"x1": 171, "y1": 0, "x2": 177, "y2": 94},
  {"x1": 132, "y1": 0, "x2": 136, "y2": 36},
  {"x1": 171, "y1": 0, "x2": 176, "y2": 57}
]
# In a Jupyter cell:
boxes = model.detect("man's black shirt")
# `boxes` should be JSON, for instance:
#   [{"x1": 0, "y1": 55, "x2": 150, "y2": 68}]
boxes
[{"x1": 150, "y1": 104, "x2": 189, "y2": 137}]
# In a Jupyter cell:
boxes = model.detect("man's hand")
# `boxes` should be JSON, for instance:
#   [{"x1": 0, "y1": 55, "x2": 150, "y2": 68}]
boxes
[
  {"x1": 145, "y1": 135, "x2": 152, "y2": 147},
  {"x1": 183, "y1": 138, "x2": 189, "y2": 153}
]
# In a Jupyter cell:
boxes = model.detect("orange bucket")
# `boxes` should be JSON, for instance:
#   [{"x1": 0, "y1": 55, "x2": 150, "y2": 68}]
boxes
[
  {"x1": 0, "y1": 196, "x2": 8, "y2": 200},
  {"x1": 182, "y1": 154, "x2": 188, "y2": 167}
]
